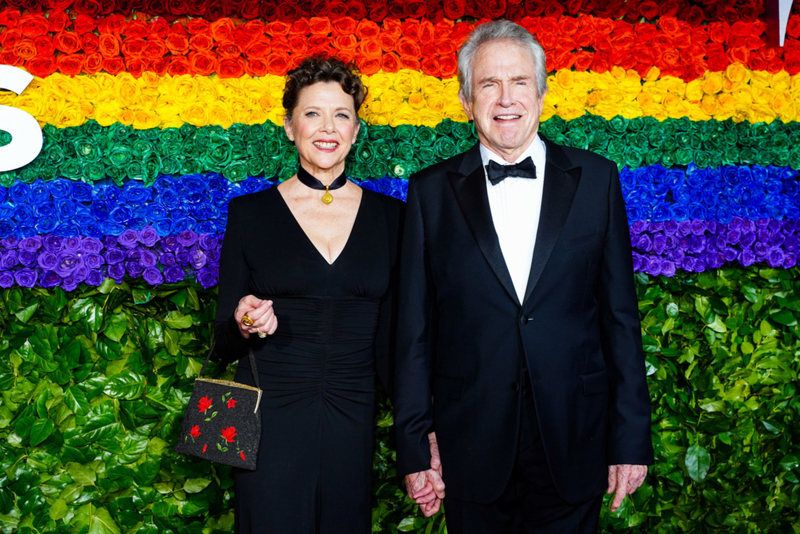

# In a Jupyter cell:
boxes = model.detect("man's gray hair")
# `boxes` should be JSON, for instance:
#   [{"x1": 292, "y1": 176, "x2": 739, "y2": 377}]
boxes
[{"x1": 457, "y1": 20, "x2": 548, "y2": 102}]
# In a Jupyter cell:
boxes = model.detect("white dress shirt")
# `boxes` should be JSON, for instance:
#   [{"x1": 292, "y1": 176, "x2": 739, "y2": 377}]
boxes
[{"x1": 480, "y1": 135, "x2": 546, "y2": 304}]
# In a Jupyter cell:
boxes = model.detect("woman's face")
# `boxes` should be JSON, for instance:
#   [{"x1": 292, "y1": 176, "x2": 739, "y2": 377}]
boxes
[{"x1": 284, "y1": 81, "x2": 359, "y2": 179}]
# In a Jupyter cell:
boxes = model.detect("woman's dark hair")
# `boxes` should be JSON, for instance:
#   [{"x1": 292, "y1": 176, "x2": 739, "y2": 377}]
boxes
[{"x1": 282, "y1": 56, "x2": 367, "y2": 122}]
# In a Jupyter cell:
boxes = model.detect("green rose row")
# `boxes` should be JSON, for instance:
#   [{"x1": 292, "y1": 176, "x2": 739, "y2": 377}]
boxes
[{"x1": 3, "y1": 115, "x2": 800, "y2": 187}]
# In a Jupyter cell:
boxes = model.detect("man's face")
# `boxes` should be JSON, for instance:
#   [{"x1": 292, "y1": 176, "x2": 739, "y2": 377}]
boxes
[{"x1": 459, "y1": 40, "x2": 546, "y2": 163}]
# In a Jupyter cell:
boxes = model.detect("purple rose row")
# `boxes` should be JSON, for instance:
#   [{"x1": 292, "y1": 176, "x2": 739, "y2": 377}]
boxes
[
  {"x1": 630, "y1": 217, "x2": 800, "y2": 277},
  {"x1": 0, "y1": 228, "x2": 222, "y2": 291}
]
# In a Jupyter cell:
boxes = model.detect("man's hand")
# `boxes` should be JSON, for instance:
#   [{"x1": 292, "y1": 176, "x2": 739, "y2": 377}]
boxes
[
  {"x1": 607, "y1": 464, "x2": 647, "y2": 511},
  {"x1": 405, "y1": 432, "x2": 446, "y2": 517}
]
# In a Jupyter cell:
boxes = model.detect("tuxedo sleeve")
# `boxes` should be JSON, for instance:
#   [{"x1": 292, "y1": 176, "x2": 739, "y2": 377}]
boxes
[
  {"x1": 394, "y1": 179, "x2": 437, "y2": 476},
  {"x1": 598, "y1": 164, "x2": 655, "y2": 466},
  {"x1": 214, "y1": 197, "x2": 251, "y2": 363}
]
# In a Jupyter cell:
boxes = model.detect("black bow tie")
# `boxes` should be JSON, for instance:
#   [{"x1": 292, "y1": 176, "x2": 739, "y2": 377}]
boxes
[{"x1": 485, "y1": 157, "x2": 537, "y2": 185}]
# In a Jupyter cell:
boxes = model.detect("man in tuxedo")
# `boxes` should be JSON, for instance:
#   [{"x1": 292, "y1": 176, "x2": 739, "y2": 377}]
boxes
[{"x1": 393, "y1": 21, "x2": 654, "y2": 533}]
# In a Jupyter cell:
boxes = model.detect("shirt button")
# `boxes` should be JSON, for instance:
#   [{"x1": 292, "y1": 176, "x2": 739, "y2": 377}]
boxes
[
  {"x1": 511, "y1": 381, "x2": 520, "y2": 392},
  {"x1": 520, "y1": 316, "x2": 529, "y2": 325}
]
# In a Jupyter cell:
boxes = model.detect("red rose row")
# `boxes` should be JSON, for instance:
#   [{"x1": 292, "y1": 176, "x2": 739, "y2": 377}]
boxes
[
  {"x1": 0, "y1": 0, "x2": 768, "y2": 25},
  {"x1": 2, "y1": 12, "x2": 800, "y2": 79}
]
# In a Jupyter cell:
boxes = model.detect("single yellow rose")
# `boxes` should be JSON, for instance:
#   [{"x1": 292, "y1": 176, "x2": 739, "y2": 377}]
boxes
[
  {"x1": 133, "y1": 109, "x2": 161, "y2": 129},
  {"x1": 685, "y1": 79, "x2": 704, "y2": 101},
  {"x1": 770, "y1": 71, "x2": 791, "y2": 92},
  {"x1": 180, "y1": 103, "x2": 209, "y2": 127},
  {"x1": 391, "y1": 70, "x2": 421, "y2": 95},
  {"x1": 725, "y1": 63, "x2": 749, "y2": 85},
  {"x1": 118, "y1": 109, "x2": 136, "y2": 126},
  {"x1": 408, "y1": 92, "x2": 425, "y2": 109},
  {"x1": 208, "y1": 102, "x2": 234, "y2": 129}
]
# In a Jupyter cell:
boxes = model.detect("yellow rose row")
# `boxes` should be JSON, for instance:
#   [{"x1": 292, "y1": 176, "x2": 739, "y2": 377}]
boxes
[{"x1": 3, "y1": 64, "x2": 799, "y2": 130}]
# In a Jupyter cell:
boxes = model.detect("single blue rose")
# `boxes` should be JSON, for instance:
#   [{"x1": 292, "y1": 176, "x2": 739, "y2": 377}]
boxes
[
  {"x1": 30, "y1": 181, "x2": 50, "y2": 205},
  {"x1": 103, "y1": 221, "x2": 125, "y2": 236},
  {"x1": 57, "y1": 200, "x2": 78, "y2": 220},
  {"x1": 0, "y1": 204, "x2": 14, "y2": 219},
  {"x1": 54, "y1": 221, "x2": 82, "y2": 237},
  {"x1": 196, "y1": 221, "x2": 217, "y2": 235},
  {"x1": 9, "y1": 183, "x2": 30, "y2": 204},
  {"x1": 173, "y1": 218, "x2": 195, "y2": 233},
  {"x1": 159, "y1": 190, "x2": 181, "y2": 210},
  {"x1": 14, "y1": 204, "x2": 35, "y2": 223},
  {"x1": 91, "y1": 201, "x2": 112, "y2": 220},
  {"x1": 54, "y1": 251, "x2": 80, "y2": 277},
  {"x1": 123, "y1": 182, "x2": 152, "y2": 203},
  {"x1": 155, "y1": 219, "x2": 172, "y2": 236},
  {"x1": 71, "y1": 182, "x2": 92, "y2": 202},
  {"x1": 110, "y1": 206, "x2": 133, "y2": 224},
  {"x1": 183, "y1": 175, "x2": 207, "y2": 194},
  {"x1": 48, "y1": 179, "x2": 73, "y2": 199},
  {"x1": 101, "y1": 185, "x2": 121, "y2": 203},
  {"x1": 207, "y1": 173, "x2": 227, "y2": 191},
  {"x1": 752, "y1": 166, "x2": 768, "y2": 182},
  {"x1": 128, "y1": 216, "x2": 148, "y2": 231}
]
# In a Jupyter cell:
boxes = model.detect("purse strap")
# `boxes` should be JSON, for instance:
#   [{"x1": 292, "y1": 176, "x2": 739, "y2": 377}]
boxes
[{"x1": 199, "y1": 336, "x2": 261, "y2": 390}]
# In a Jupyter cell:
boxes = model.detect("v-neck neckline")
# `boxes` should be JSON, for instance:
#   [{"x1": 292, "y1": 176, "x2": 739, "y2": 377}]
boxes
[{"x1": 275, "y1": 186, "x2": 364, "y2": 267}]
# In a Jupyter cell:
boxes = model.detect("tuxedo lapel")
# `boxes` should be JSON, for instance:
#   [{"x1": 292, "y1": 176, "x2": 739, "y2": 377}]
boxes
[
  {"x1": 448, "y1": 145, "x2": 519, "y2": 305},
  {"x1": 522, "y1": 140, "x2": 582, "y2": 305}
]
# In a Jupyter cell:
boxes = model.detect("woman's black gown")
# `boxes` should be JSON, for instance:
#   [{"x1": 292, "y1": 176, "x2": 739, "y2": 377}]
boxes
[{"x1": 214, "y1": 186, "x2": 403, "y2": 534}]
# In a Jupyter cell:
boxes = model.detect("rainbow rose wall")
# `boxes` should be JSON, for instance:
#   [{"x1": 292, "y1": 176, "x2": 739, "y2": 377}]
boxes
[{"x1": 1, "y1": 0, "x2": 799, "y2": 532}]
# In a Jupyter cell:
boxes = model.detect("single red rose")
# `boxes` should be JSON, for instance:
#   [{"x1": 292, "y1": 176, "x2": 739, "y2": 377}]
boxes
[
  {"x1": 564, "y1": 0, "x2": 583, "y2": 15},
  {"x1": 334, "y1": 34, "x2": 357, "y2": 52},
  {"x1": 189, "y1": 33, "x2": 214, "y2": 51},
  {"x1": 125, "y1": 21, "x2": 149, "y2": 39},
  {"x1": 265, "y1": 20, "x2": 291, "y2": 37},
  {"x1": 634, "y1": 22, "x2": 658, "y2": 42},
  {"x1": 245, "y1": 57, "x2": 268, "y2": 77},
  {"x1": 1, "y1": 29, "x2": 23, "y2": 50},
  {"x1": 659, "y1": 48, "x2": 680, "y2": 67},
  {"x1": 397, "y1": 37, "x2": 421, "y2": 58},
  {"x1": 221, "y1": 426, "x2": 237, "y2": 443},
  {"x1": 240, "y1": 0, "x2": 260, "y2": 19},
  {"x1": 328, "y1": 1, "x2": 349, "y2": 17},
  {"x1": 639, "y1": 0, "x2": 658, "y2": 20},
  {"x1": 210, "y1": 18, "x2": 235, "y2": 41},
  {"x1": 18, "y1": 14, "x2": 48, "y2": 37},
  {"x1": 167, "y1": 0, "x2": 189, "y2": 15},
  {"x1": 421, "y1": 42, "x2": 437, "y2": 58},
  {"x1": 286, "y1": 34, "x2": 308, "y2": 56},
  {"x1": 197, "y1": 395, "x2": 213, "y2": 413},
  {"x1": 305, "y1": 34, "x2": 328, "y2": 49},
  {"x1": 100, "y1": 15, "x2": 127, "y2": 35},
  {"x1": 26, "y1": 54, "x2": 57, "y2": 77},
  {"x1": 590, "y1": 50, "x2": 612, "y2": 73},
  {"x1": 81, "y1": 33, "x2": 100, "y2": 54},
  {"x1": 434, "y1": 18, "x2": 455, "y2": 40},
  {"x1": 168, "y1": 55, "x2": 192, "y2": 75},
  {"x1": 190, "y1": 425, "x2": 201, "y2": 438},
  {"x1": 186, "y1": 18, "x2": 210, "y2": 35},
  {"x1": 558, "y1": 16, "x2": 578, "y2": 36},
  {"x1": 401, "y1": 19, "x2": 420, "y2": 41},
  {"x1": 464, "y1": 0, "x2": 481, "y2": 18},
  {"x1": 484, "y1": 0, "x2": 506, "y2": 19},
  {"x1": 359, "y1": 38, "x2": 382, "y2": 58},
  {"x1": 331, "y1": 17, "x2": 356, "y2": 36},
  {"x1": 417, "y1": 20, "x2": 434, "y2": 44},
  {"x1": 33, "y1": 35, "x2": 55, "y2": 56},
  {"x1": 227, "y1": 398, "x2": 237, "y2": 409},
  {"x1": 83, "y1": 52, "x2": 103, "y2": 74},
  {"x1": 748, "y1": 51, "x2": 766, "y2": 71},
  {"x1": 15, "y1": 39, "x2": 37, "y2": 60},
  {"x1": 379, "y1": 33, "x2": 397, "y2": 52},
  {"x1": 267, "y1": 54, "x2": 289, "y2": 75},
  {"x1": 202, "y1": 443, "x2": 208, "y2": 453},
  {"x1": 368, "y1": 4, "x2": 388, "y2": 21},
  {"x1": 165, "y1": 33, "x2": 189, "y2": 54},
  {"x1": 216, "y1": 40, "x2": 242, "y2": 57},
  {"x1": 707, "y1": 50, "x2": 728, "y2": 72},
  {"x1": 126, "y1": 57, "x2": 145, "y2": 77},
  {"x1": 543, "y1": 2, "x2": 564, "y2": 18},
  {"x1": 787, "y1": 17, "x2": 800, "y2": 40},
  {"x1": 73, "y1": 13, "x2": 97, "y2": 35},
  {"x1": 239, "y1": 20, "x2": 264, "y2": 42},
  {"x1": 656, "y1": 0, "x2": 678, "y2": 18},
  {"x1": 186, "y1": 0, "x2": 207, "y2": 17},
  {"x1": 240, "y1": 451, "x2": 246, "y2": 461},
  {"x1": 150, "y1": 56, "x2": 170, "y2": 75},
  {"x1": 450, "y1": 22, "x2": 474, "y2": 47},
  {"x1": 439, "y1": 54, "x2": 457, "y2": 77},
  {"x1": 382, "y1": 52, "x2": 400, "y2": 72},
  {"x1": 653, "y1": 34, "x2": 671, "y2": 50},
  {"x1": 121, "y1": 37, "x2": 147, "y2": 58},
  {"x1": 0, "y1": 8, "x2": 21, "y2": 28},
  {"x1": 356, "y1": 56, "x2": 381, "y2": 76},
  {"x1": 548, "y1": 49, "x2": 573, "y2": 71},
  {"x1": 101, "y1": 56, "x2": 124, "y2": 74},
  {"x1": 47, "y1": 10, "x2": 69, "y2": 32},
  {"x1": 593, "y1": 17, "x2": 615, "y2": 36},
  {"x1": 572, "y1": 49, "x2": 593, "y2": 71},
  {"x1": 573, "y1": 27, "x2": 593, "y2": 48},
  {"x1": 245, "y1": 38, "x2": 271, "y2": 58},
  {"x1": 437, "y1": 40, "x2": 456, "y2": 56},
  {"x1": 348, "y1": 1, "x2": 367, "y2": 19},
  {"x1": 207, "y1": 0, "x2": 231, "y2": 21},
  {"x1": 190, "y1": 51, "x2": 216, "y2": 75},
  {"x1": 276, "y1": 2, "x2": 299, "y2": 21},
  {"x1": 0, "y1": 51, "x2": 22, "y2": 67},
  {"x1": 98, "y1": 34, "x2": 121, "y2": 57},
  {"x1": 307, "y1": 16, "x2": 331, "y2": 35},
  {"x1": 54, "y1": 32, "x2": 81, "y2": 54},
  {"x1": 420, "y1": 56, "x2": 439, "y2": 77},
  {"x1": 684, "y1": 6, "x2": 705, "y2": 27},
  {"x1": 400, "y1": 56, "x2": 420, "y2": 71},
  {"x1": 408, "y1": 0, "x2": 428, "y2": 18},
  {"x1": 728, "y1": 46, "x2": 749, "y2": 65},
  {"x1": 150, "y1": 18, "x2": 170, "y2": 39},
  {"x1": 382, "y1": 17, "x2": 402, "y2": 37},
  {"x1": 387, "y1": 2, "x2": 407, "y2": 19},
  {"x1": 523, "y1": 0, "x2": 545, "y2": 16},
  {"x1": 784, "y1": 51, "x2": 800, "y2": 75},
  {"x1": 355, "y1": 19, "x2": 380, "y2": 40},
  {"x1": 337, "y1": 49, "x2": 356, "y2": 64}
]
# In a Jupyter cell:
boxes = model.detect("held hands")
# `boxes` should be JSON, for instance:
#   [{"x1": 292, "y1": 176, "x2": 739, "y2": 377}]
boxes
[
  {"x1": 234, "y1": 295, "x2": 278, "y2": 339},
  {"x1": 607, "y1": 464, "x2": 648, "y2": 512},
  {"x1": 404, "y1": 432, "x2": 445, "y2": 517}
]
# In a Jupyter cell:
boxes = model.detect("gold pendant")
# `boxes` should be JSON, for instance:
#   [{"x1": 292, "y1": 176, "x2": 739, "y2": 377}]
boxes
[{"x1": 322, "y1": 186, "x2": 333, "y2": 204}]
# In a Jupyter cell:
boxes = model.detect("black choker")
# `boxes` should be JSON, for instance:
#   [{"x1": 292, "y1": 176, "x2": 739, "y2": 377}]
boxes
[{"x1": 296, "y1": 166, "x2": 348, "y2": 205}]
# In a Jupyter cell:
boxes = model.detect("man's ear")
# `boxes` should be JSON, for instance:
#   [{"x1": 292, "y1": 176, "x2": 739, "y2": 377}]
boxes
[
  {"x1": 283, "y1": 115, "x2": 294, "y2": 142},
  {"x1": 458, "y1": 92, "x2": 473, "y2": 121}
]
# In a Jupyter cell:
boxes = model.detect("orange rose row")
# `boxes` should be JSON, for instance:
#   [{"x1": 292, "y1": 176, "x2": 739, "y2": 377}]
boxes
[{"x1": 2, "y1": 11, "x2": 800, "y2": 80}]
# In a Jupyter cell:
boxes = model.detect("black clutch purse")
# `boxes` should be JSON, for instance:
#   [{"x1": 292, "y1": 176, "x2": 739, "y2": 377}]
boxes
[{"x1": 175, "y1": 340, "x2": 262, "y2": 470}]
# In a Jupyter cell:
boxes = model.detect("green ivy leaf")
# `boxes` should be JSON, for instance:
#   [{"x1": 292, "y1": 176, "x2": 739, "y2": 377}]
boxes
[
  {"x1": 685, "y1": 444, "x2": 711, "y2": 482},
  {"x1": 29, "y1": 419, "x2": 55, "y2": 446},
  {"x1": 48, "y1": 498, "x2": 68, "y2": 520},
  {"x1": 103, "y1": 371, "x2": 147, "y2": 400},
  {"x1": 770, "y1": 309, "x2": 796, "y2": 326},
  {"x1": 183, "y1": 478, "x2": 211, "y2": 494},
  {"x1": 103, "y1": 313, "x2": 128, "y2": 343},
  {"x1": 163, "y1": 311, "x2": 193, "y2": 330},
  {"x1": 15, "y1": 302, "x2": 39, "y2": 323}
]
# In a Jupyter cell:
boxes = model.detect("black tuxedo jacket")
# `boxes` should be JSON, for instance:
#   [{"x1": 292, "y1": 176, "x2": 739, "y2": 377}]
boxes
[{"x1": 394, "y1": 139, "x2": 654, "y2": 505}]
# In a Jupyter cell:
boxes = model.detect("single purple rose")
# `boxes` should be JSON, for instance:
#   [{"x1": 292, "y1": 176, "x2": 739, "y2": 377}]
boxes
[
  {"x1": 694, "y1": 258, "x2": 707, "y2": 273},
  {"x1": 72, "y1": 266, "x2": 88, "y2": 282},
  {"x1": 677, "y1": 220, "x2": 692, "y2": 237},
  {"x1": 198, "y1": 234, "x2": 218, "y2": 250},
  {"x1": 103, "y1": 235, "x2": 118, "y2": 248},
  {"x1": 64, "y1": 236, "x2": 82, "y2": 251},
  {"x1": 724, "y1": 247, "x2": 739, "y2": 262},
  {"x1": 126, "y1": 261, "x2": 144, "y2": 278},
  {"x1": 119, "y1": 229, "x2": 139, "y2": 249},
  {"x1": 159, "y1": 253, "x2": 176, "y2": 266},
  {"x1": 782, "y1": 219, "x2": 797, "y2": 233},
  {"x1": 62, "y1": 275, "x2": 79, "y2": 292},
  {"x1": 756, "y1": 218, "x2": 770, "y2": 228},
  {"x1": 14, "y1": 268, "x2": 37, "y2": 288},
  {"x1": 38, "y1": 252, "x2": 58, "y2": 270},
  {"x1": 667, "y1": 248, "x2": 685, "y2": 263},
  {"x1": 188, "y1": 246, "x2": 207, "y2": 269},
  {"x1": 85, "y1": 254, "x2": 105, "y2": 269},
  {"x1": 177, "y1": 229, "x2": 199, "y2": 247},
  {"x1": 714, "y1": 236, "x2": 727, "y2": 251},
  {"x1": 126, "y1": 248, "x2": 142, "y2": 261},
  {"x1": 757, "y1": 229, "x2": 772, "y2": 244},
  {"x1": 767, "y1": 247, "x2": 785, "y2": 267},
  {"x1": 143, "y1": 268, "x2": 164, "y2": 285},
  {"x1": 643, "y1": 257, "x2": 661, "y2": 276},
  {"x1": 175, "y1": 248, "x2": 189, "y2": 265},
  {"x1": 771, "y1": 233, "x2": 786, "y2": 247},
  {"x1": 754, "y1": 242, "x2": 769, "y2": 259},
  {"x1": 196, "y1": 265, "x2": 218, "y2": 289},
  {"x1": 706, "y1": 252, "x2": 725, "y2": 269},
  {"x1": 105, "y1": 248, "x2": 126, "y2": 265},
  {"x1": 160, "y1": 235, "x2": 179, "y2": 253},
  {"x1": 740, "y1": 249, "x2": 756, "y2": 266},
  {"x1": 785, "y1": 236, "x2": 798, "y2": 252},
  {"x1": 19, "y1": 250, "x2": 37, "y2": 267},
  {"x1": 663, "y1": 220, "x2": 678, "y2": 236},
  {"x1": 631, "y1": 253, "x2": 642, "y2": 272},
  {"x1": 108, "y1": 263, "x2": 126, "y2": 281},
  {"x1": 164, "y1": 265, "x2": 185, "y2": 283},
  {"x1": 630, "y1": 220, "x2": 648, "y2": 235},
  {"x1": 55, "y1": 252, "x2": 80, "y2": 277},
  {"x1": 653, "y1": 234, "x2": 667, "y2": 255},
  {"x1": 691, "y1": 236, "x2": 707, "y2": 254},
  {"x1": 81, "y1": 237, "x2": 103, "y2": 254},
  {"x1": 0, "y1": 272, "x2": 14, "y2": 288},
  {"x1": 1, "y1": 236, "x2": 20, "y2": 249},
  {"x1": 740, "y1": 219, "x2": 756, "y2": 233},
  {"x1": 782, "y1": 253, "x2": 796, "y2": 269},
  {"x1": 139, "y1": 226, "x2": 159, "y2": 248},
  {"x1": 740, "y1": 232, "x2": 756, "y2": 248},
  {"x1": 19, "y1": 236, "x2": 42, "y2": 252},
  {"x1": 40, "y1": 270, "x2": 62, "y2": 288},
  {"x1": 690, "y1": 220, "x2": 706, "y2": 236},
  {"x1": 206, "y1": 249, "x2": 220, "y2": 263},
  {"x1": 727, "y1": 229, "x2": 741, "y2": 245},
  {"x1": 636, "y1": 235, "x2": 653, "y2": 253},
  {"x1": 682, "y1": 256, "x2": 696, "y2": 271},
  {"x1": 661, "y1": 260, "x2": 676, "y2": 277},
  {"x1": 86, "y1": 270, "x2": 104, "y2": 286},
  {"x1": 139, "y1": 250, "x2": 158, "y2": 268},
  {"x1": 729, "y1": 217, "x2": 742, "y2": 230},
  {"x1": 43, "y1": 235, "x2": 63, "y2": 252},
  {"x1": 2, "y1": 251, "x2": 19, "y2": 269}
]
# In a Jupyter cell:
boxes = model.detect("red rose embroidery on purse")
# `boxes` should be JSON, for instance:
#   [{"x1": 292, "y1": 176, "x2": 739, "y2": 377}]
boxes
[
  {"x1": 202, "y1": 444, "x2": 207, "y2": 453},
  {"x1": 190, "y1": 425, "x2": 201, "y2": 438},
  {"x1": 227, "y1": 398, "x2": 237, "y2": 408},
  {"x1": 198, "y1": 396, "x2": 213, "y2": 413},
  {"x1": 240, "y1": 452, "x2": 246, "y2": 461},
  {"x1": 221, "y1": 426, "x2": 237, "y2": 443}
]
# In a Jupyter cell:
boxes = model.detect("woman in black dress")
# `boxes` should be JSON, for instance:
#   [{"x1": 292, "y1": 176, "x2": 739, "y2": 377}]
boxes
[{"x1": 214, "y1": 57, "x2": 404, "y2": 533}]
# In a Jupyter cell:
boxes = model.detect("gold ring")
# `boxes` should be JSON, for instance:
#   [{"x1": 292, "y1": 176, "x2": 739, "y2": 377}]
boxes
[
  {"x1": 257, "y1": 329, "x2": 267, "y2": 338},
  {"x1": 241, "y1": 314, "x2": 254, "y2": 326}
]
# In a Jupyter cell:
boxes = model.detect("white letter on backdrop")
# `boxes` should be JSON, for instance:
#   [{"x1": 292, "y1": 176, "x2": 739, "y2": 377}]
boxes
[{"x1": 0, "y1": 65, "x2": 44, "y2": 172}]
